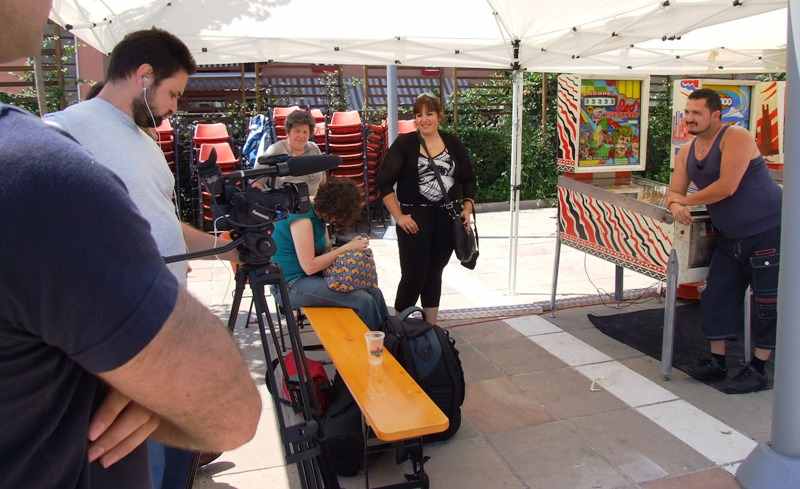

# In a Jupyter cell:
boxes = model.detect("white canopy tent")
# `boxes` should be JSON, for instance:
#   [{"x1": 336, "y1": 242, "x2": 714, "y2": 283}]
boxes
[
  {"x1": 49, "y1": 0, "x2": 789, "y2": 292},
  {"x1": 51, "y1": 0, "x2": 787, "y2": 72}
]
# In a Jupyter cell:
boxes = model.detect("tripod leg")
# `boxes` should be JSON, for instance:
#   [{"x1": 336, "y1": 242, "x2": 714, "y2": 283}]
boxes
[
  {"x1": 273, "y1": 290, "x2": 287, "y2": 353},
  {"x1": 227, "y1": 267, "x2": 248, "y2": 333},
  {"x1": 245, "y1": 297, "x2": 254, "y2": 329}
]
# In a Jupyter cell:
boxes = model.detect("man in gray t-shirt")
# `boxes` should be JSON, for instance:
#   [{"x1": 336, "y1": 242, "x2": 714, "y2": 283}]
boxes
[
  {"x1": 46, "y1": 28, "x2": 237, "y2": 489},
  {"x1": 46, "y1": 43, "x2": 236, "y2": 287},
  {"x1": 47, "y1": 97, "x2": 190, "y2": 282}
]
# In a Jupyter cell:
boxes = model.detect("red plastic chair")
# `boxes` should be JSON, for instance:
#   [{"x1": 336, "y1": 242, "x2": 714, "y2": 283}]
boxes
[
  {"x1": 193, "y1": 123, "x2": 230, "y2": 146},
  {"x1": 329, "y1": 132, "x2": 364, "y2": 144},
  {"x1": 198, "y1": 142, "x2": 238, "y2": 171},
  {"x1": 328, "y1": 142, "x2": 364, "y2": 154},
  {"x1": 397, "y1": 119, "x2": 417, "y2": 134},
  {"x1": 329, "y1": 111, "x2": 362, "y2": 134},
  {"x1": 156, "y1": 119, "x2": 173, "y2": 134},
  {"x1": 311, "y1": 109, "x2": 326, "y2": 123},
  {"x1": 273, "y1": 106, "x2": 300, "y2": 122}
]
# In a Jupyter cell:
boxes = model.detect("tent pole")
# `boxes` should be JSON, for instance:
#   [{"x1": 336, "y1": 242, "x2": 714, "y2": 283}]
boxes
[
  {"x1": 737, "y1": 3, "x2": 800, "y2": 487},
  {"x1": 32, "y1": 55, "x2": 48, "y2": 116},
  {"x1": 386, "y1": 64, "x2": 398, "y2": 145},
  {"x1": 541, "y1": 73, "x2": 547, "y2": 128},
  {"x1": 508, "y1": 69, "x2": 524, "y2": 294}
]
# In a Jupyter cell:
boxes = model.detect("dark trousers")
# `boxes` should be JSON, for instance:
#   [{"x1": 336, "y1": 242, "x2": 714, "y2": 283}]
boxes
[
  {"x1": 702, "y1": 226, "x2": 781, "y2": 349},
  {"x1": 395, "y1": 205, "x2": 454, "y2": 311}
]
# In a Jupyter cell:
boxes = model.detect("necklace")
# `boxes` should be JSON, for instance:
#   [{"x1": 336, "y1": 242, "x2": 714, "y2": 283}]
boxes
[{"x1": 693, "y1": 126, "x2": 722, "y2": 160}]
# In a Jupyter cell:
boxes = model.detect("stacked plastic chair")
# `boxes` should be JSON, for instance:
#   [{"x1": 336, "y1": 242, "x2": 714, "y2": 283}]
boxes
[
  {"x1": 327, "y1": 111, "x2": 367, "y2": 194},
  {"x1": 192, "y1": 123, "x2": 232, "y2": 229},
  {"x1": 272, "y1": 106, "x2": 300, "y2": 141},
  {"x1": 156, "y1": 119, "x2": 176, "y2": 173},
  {"x1": 365, "y1": 122, "x2": 388, "y2": 207},
  {"x1": 397, "y1": 118, "x2": 417, "y2": 135}
]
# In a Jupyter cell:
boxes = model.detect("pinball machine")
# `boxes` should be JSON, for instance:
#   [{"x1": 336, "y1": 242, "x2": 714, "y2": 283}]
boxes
[
  {"x1": 551, "y1": 75, "x2": 786, "y2": 378},
  {"x1": 552, "y1": 74, "x2": 710, "y2": 378}
]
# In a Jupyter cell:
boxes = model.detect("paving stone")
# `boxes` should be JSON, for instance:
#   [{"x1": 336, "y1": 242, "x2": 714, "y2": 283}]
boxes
[
  {"x1": 570, "y1": 409, "x2": 712, "y2": 483},
  {"x1": 448, "y1": 320, "x2": 526, "y2": 346},
  {"x1": 463, "y1": 377, "x2": 554, "y2": 434},
  {"x1": 347, "y1": 437, "x2": 525, "y2": 489},
  {"x1": 472, "y1": 337, "x2": 567, "y2": 375},
  {"x1": 621, "y1": 357, "x2": 773, "y2": 442},
  {"x1": 570, "y1": 327, "x2": 646, "y2": 361},
  {"x1": 458, "y1": 342, "x2": 505, "y2": 383},
  {"x1": 510, "y1": 367, "x2": 627, "y2": 419},
  {"x1": 489, "y1": 421, "x2": 631, "y2": 489},
  {"x1": 503, "y1": 314, "x2": 563, "y2": 336},
  {"x1": 641, "y1": 468, "x2": 742, "y2": 489}
]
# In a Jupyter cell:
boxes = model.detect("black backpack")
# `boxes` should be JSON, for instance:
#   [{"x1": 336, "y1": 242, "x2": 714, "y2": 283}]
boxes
[
  {"x1": 381, "y1": 307, "x2": 466, "y2": 441},
  {"x1": 319, "y1": 374, "x2": 364, "y2": 477}
]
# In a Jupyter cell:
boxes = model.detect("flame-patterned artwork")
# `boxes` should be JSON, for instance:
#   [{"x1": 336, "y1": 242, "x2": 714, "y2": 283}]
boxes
[
  {"x1": 558, "y1": 186, "x2": 673, "y2": 279},
  {"x1": 556, "y1": 74, "x2": 580, "y2": 171},
  {"x1": 556, "y1": 74, "x2": 650, "y2": 174},
  {"x1": 753, "y1": 81, "x2": 785, "y2": 167}
]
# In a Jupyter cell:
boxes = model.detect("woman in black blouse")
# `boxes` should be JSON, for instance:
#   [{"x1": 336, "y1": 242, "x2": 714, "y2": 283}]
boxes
[{"x1": 377, "y1": 93, "x2": 476, "y2": 324}]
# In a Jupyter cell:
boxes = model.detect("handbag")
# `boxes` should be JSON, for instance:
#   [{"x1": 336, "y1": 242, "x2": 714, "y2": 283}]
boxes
[
  {"x1": 418, "y1": 133, "x2": 479, "y2": 269},
  {"x1": 323, "y1": 249, "x2": 379, "y2": 292}
]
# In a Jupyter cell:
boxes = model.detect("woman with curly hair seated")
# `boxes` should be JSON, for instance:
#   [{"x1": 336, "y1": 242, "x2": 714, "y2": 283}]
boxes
[{"x1": 272, "y1": 178, "x2": 388, "y2": 328}]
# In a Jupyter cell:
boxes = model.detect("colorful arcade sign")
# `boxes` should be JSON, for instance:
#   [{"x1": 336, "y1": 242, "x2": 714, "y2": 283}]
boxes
[{"x1": 556, "y1": 75, "x2": 650, "y2": 174}]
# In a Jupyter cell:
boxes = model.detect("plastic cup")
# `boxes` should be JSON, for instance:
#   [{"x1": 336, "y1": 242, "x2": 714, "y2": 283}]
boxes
[{"x1": 365, "y1": 331, "x2": 385, "y2": 365}]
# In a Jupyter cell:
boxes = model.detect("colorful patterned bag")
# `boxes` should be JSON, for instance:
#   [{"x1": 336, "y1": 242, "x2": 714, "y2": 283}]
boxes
[{"x1": 323, "y1": 249, "x2": 379, "y2": 293}]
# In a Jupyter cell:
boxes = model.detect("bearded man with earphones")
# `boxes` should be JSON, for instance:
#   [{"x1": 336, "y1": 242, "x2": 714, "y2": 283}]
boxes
[{"x1": 46, "y1": 28, "x2": 238, "y2": 489}]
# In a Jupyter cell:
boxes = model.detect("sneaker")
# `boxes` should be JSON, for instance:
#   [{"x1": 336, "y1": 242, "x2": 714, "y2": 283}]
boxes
[
  {"x1": 687, "y1": 356, "x2": 727, "y2": 381},
  {"x1": 721, "y1": 364, "x2": 768, "y2": 394}
]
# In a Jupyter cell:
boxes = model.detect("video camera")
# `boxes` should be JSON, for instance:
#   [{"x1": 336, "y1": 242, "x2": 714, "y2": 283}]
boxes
[{"x1": 189, "y1": 149, "x2": 340, "y2": 265}]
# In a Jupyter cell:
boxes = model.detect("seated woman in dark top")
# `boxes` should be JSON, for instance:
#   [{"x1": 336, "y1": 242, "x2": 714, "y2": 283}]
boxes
[
  {"x1": 272, "y1": 178, "x2": 388, "y2": 329},
  {"x1": 377, "y1": 93, "x2": 476, "y2": 325}
]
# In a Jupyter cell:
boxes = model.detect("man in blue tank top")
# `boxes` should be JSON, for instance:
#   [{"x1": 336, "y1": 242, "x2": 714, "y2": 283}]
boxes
[{"x1": 667, "y1": 88, "x2": 781, "y2": 394}]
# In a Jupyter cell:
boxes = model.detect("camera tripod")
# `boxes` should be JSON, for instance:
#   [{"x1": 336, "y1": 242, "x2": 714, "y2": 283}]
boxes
[{"x1": 165, "y1": 237, "x2": 340, "y2": 489}]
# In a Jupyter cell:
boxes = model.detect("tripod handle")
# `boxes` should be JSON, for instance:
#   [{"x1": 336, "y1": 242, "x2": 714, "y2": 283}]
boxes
[{"x1": 163, "y1": 235, "x2": 244, "y2": 264}]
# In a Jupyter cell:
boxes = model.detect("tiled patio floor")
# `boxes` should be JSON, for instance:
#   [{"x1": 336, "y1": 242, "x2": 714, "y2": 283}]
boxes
[{"x1": 189, "y1": 210, "x2": 770, "y2": 489}]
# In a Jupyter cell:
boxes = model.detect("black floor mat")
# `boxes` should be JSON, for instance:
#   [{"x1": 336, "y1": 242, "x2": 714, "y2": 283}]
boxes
[{"x1": 587, "y1": 302, "x2": 773, "y2": 393}]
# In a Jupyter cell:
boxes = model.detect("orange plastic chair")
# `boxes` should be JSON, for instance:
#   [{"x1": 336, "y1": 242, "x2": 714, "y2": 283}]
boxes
[
  {"x1": 198, "y1": 142, "x2": 238, "y2": 170},
  {"x1": 193, "y1": 123, "x2": 229, "y2": 144},
  {"x1": 272, "y1": 106, "x2": 300, "y2": 122},
  {"x1": 329, "y1": 111, "x2": 362, "y2": 134},
  {"x1": 156, "y1": 118, "x2": 173, "y2": 134},
  {"x1": 328, "y1": 142, "x2": 364, "y2": 154},
  {"x1": 311, "y1": 108, "x2": 326, "y2": 123},
  {"x1": 329, "y1": 132, "x2": 364, "y2": 144},
  {"x1": 397, "y1": 119, "x2": 417, "y2": 134}
]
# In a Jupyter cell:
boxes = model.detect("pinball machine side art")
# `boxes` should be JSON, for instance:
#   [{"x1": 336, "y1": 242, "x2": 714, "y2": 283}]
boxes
[
  {"x1": 753, "y1": 80, "x2": 785, "y2": 167},
  {"x1": 557, "y1": 74, "x2": 580, "y2": 172},
  {"x1": 557, "y1": 186, "x2": 672, "y2": 280}
]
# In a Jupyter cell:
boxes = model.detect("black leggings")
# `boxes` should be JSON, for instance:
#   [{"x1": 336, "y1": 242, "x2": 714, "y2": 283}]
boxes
[{"x1": 395, "y1": 205, "x2": 454, "y2": 311}]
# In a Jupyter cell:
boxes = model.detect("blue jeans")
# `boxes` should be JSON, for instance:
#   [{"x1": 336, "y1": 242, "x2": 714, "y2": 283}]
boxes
[
  {"x1": 148, "y1": 440, "x2": 195, "y2": 489},
  {"x1": 287, "y1": 275, "x2": 389, "y2": 329}
]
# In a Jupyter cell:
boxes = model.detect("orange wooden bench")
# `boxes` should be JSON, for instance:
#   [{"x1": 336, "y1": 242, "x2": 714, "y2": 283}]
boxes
[{"x1": 303, "y1": 307, "x2": 448, "y2": 488}]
